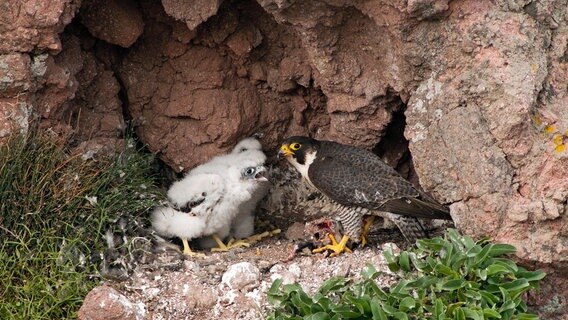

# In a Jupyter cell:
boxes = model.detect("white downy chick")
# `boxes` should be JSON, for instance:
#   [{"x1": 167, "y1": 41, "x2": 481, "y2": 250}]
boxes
[{"x1": 151, "y1": 158, "x2": 268, "y2": 255}]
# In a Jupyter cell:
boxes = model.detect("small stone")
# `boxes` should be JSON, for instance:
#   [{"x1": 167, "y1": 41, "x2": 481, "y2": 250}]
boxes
[
  {"x1": 221, "y1": 262, "x2": 260, "y2": 291},
  {"x1": 78, "y1": 285, "x2": 146, "y2": 320}
]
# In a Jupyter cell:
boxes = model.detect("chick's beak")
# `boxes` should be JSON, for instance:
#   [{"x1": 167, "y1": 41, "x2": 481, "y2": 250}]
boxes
[
  {"x1": 254, "y1": 167, "x2": 269, "y2": 182},
  {"x1": 277, "y1": 144, "x2": 294, "y2": 160}
]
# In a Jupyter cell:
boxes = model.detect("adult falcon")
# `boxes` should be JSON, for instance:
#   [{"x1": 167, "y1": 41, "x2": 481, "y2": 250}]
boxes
[{"x1": 278, "y1": 136, "x2": 452, "y2": 255}]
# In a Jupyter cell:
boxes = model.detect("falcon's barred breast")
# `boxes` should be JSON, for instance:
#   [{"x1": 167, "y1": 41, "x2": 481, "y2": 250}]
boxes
[{"x1": 278, "y1": 136, "x2": 452, "y2": 254}]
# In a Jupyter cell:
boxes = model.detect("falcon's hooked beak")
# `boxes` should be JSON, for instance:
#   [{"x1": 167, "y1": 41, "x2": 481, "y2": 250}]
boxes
[{"x1": 277, "y1": 144, "x2": 294, "y2": 160}]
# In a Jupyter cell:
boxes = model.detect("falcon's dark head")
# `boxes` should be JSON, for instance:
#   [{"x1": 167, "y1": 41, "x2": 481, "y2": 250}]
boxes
[{"x1": 278, "y1": 136, "x2": 320, "y2": 174}]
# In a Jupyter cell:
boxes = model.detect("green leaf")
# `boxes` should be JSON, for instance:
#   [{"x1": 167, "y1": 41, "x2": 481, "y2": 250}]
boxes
[
  {"x1": 416, "y1": 238, "x2": 445, "y2": 252},
  {"x1": 318, "y1": 277, "x2": 348, "y2": 295},
  {"x1": 488, "y1": 244, "x2": 516, "y2": 257},
  {"x1": 269, "y1": 278, "x2": 283, "y2": 295},
  {"x1": 383, "y1": 247, "x2": 400, "y2": 272},
  {"x1": 304, "y1": 313, "x2": 330, "y2": 320},
  {"x1": 398, "y1": 297, "x2": 416, "y2": 312},
  {"x1": 399, "y1": 251, "x2": 411, "y2": 271},
  {"x1": 382, "y1": 303, "x2": 399, "y2": 315},
  {"x1": 390, "y1": 279, "x2": 409, "y2": 295},
  {"x1": 435, "y1": 263, "x2": 458, "y2": 277},
  {"x1": 475, "y1": 268, "x2": 488, "y2": 281},
  {"x1": 313, "y1": 296, "x2": 331, "y2": 312},
  {"x1": 408, "y1": 276, "x2": 439, "y2": 289},
  {"x1": 434, "y1": 298, "x2": 445, "y2": 318},
  {"x1": 462, "y1": 307, "x2": 484, "y2": 320},
  {"x1": 489, "y1": 258, "x2": 519, "y2": 273},
  {"x1": 483, "y1": 308, "x2": 502, "y2": 319},
  {"x1": 479, "y1": 290, "x2": 499, "y2": 305},
  {"x1": 499, "y1": 299, "x2": 517, "y2": 313},
  {"x1": 330, "y1": 305, "x2": 361, "y2": 318},
  {"x1": 283, "y1": 283, "x2": 304, "y2": 294},
  {"x1": 392, "y1": 312, "x2": 409, "y2": 320},
  {"x1": 442, "y1": 279, "x2": 465, "y2": 291},
  {"x1": 362, "y1": 264, "x2": 379, "y2": 280},
  {"x1": 516, "y1": 270, "x2": 546, "y2": 282},
  {"x1": 371, "y1": 298, "x2": 388, "y2": 320},
  {"x1": 345, "y1": 296, "x2": 370, "y2": 315},
  {"x1": 472, "y1": 244, "x2": 493, "y2": 266},
  {"x1": 486, "y1": 263, "x2": 512, "y2": 275},
  {"x1": 501, "y1": 279, "x2": 529, "y2": 294},
  {"x1": 453, "y1": 307, "x2": 466, "y2": 320},
  {"x1": 463, "y1": 289, "x2": 482, "y2": 300},
  {"x1": 290, "y1": 292, "x2": 311, "y2": 315}
]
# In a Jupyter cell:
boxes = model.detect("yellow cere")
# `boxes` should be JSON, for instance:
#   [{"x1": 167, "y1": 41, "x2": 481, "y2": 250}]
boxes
[{"x1": 280, "y1": 144, "x2": 293, "y2": 156}]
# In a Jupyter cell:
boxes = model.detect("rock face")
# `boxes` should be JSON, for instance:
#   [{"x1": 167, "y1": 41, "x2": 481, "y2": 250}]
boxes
[
  {"x1": 403, "y1": 1, "x2": 568, "y2": 266},
  {"x1": 1, "y1": 0, "x2": 568, "y2": 314},
  {"x1": 0, "y1": 0, "x2": 126, "y2": 153}
]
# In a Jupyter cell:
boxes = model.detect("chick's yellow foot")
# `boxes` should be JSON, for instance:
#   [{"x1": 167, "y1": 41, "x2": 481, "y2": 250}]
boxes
[
  {"x1": 313, "y1": 234, "x2": 352, "y2": 257},
  {"x1": 181, "y1": 238, "x2": 205, "y2": 258},
  {"x1": 243, "y1": 229, "x2": 282, "y2": 245},
  {"x1": 213, "y1": 229, "x2": 282, "y2": 252},
  {"x1": 360, "y1": 216, "x2": 375, "y2": 248},
  {"x1": 210, "y1": 234, "x2": 250, "y2": 252}
]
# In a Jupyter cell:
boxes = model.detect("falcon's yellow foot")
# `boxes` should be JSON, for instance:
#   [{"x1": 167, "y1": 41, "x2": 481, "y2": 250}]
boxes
[
  {"x1": 360, "y1": 216, "x2": 375, "y2": 248},
  {"x1": 210, "y1": 234, "x2": 250, "y2": 252},
  {"x1": 181, "y1": 238, "x2": 205, "y2": 258},
  {"x1": 313, "y1": 234, "x2": 352, "y2": 257}
]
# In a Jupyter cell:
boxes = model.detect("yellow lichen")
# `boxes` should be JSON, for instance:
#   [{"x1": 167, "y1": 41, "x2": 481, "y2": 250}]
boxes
[
  {"x1": 555, "y1": 144, "x2": 566, "y2": 153},
  {"x1": 553, "y1": 134, "x2": 564, "y2": 146},
  {"x1": 544, "y1": 125, "x2": 557, "y2": 134}
]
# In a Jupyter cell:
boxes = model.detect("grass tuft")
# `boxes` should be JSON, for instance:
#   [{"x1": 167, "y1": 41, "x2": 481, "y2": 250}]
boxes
[{"x1": 0, "y1": 131, "x2": 162, "y2": 319}]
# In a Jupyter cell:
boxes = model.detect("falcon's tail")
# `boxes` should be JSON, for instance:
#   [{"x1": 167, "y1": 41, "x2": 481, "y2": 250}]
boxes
[
  {"x1": 381, "y1": 196, "x2": 452, "y2": 220},
  {"x1": 384, "y1": 213, "x2": 428, "y2": 244}
]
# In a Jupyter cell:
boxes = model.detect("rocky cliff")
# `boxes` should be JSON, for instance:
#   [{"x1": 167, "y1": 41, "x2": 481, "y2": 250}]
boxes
[{"x1": 1, "y1": 0, "x2": 567, "y2": 315}]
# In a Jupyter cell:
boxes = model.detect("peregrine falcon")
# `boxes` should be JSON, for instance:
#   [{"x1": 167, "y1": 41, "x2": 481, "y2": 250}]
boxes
[{"x1": 278, "y1": 136, "x2": 451, "y2": 255}]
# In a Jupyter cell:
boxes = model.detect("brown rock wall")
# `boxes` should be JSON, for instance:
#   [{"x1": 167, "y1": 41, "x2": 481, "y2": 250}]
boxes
[{"x1": 1, "y1": 0, "x2": 567, "y2": 314}]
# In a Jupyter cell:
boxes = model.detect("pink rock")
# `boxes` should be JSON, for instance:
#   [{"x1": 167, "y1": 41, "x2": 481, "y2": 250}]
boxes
[
  {"x1": 80, "y1": 0, "x2": 144, "y2": 48},
  {"x1": 78, "y1": 285, "x2": 146, "y2": 320}
]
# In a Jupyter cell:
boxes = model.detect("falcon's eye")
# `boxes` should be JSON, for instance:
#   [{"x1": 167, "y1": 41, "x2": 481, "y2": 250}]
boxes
[
  {"x1": 290, "y1": 143, "x2": 301, "y2": 150},
  {"x1": 244, "y1": 167, "x2": 255, "y2": 176}
]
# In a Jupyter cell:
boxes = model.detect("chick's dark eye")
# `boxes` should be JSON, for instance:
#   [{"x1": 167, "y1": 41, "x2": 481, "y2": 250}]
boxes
[
  {"x1": 245, "y1": 168, "x2": 255, "y2": 175},
  {"x1": 290, "y1": 143, "x2": 301, "y2": 150}
]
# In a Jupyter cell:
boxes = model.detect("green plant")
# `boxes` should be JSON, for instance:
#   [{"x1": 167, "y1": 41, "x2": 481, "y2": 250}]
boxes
[
  {"x1": 266, "y1": 229, "x2": 545, "y2": 320},
  {"x1": 0, "y1": 131, "x2": 162, "y2": 319}
]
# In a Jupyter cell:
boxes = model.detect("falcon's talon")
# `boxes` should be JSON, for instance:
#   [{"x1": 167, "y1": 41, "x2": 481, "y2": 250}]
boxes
[{"x1": 313, "y1": 234, "x2": 352, "y2": 256}]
